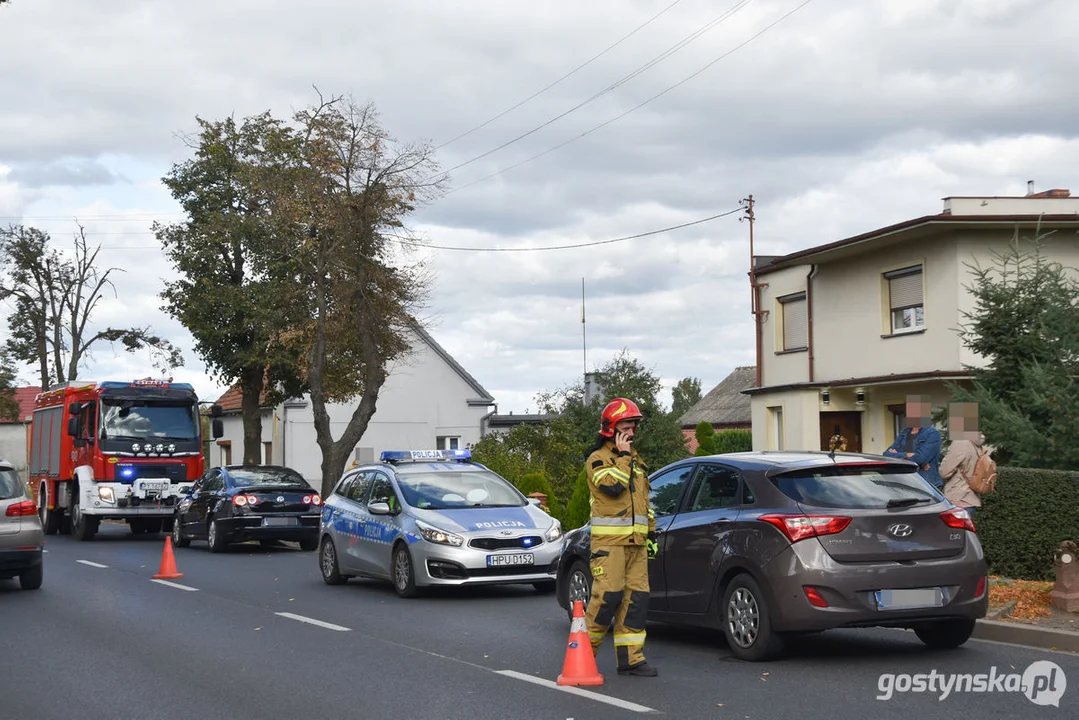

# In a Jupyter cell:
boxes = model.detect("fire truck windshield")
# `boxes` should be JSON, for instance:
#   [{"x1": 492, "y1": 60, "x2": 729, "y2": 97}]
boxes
[{"x1": 100, "y1": 400, "x2": 199, "y2": 440}]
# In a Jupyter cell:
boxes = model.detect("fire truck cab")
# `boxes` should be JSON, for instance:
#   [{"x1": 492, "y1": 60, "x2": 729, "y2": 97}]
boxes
[{"x1": 29, "y1": 378, "x2": 223, "y2": 541}]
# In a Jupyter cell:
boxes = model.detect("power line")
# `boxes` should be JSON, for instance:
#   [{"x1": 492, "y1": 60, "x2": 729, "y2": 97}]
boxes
[
  {"x1": 445, "y1": 0, "x2": 817, "y2": 196},
  {"x1": 435, "y1": 0, "x2": 686, "y2": 151},
  {"x1": 433, "y1": 0, "x2": 754, "y2": 180},
  {"x1": 394, "y1": 207, "x2": 740, "y2": 252},
  {"x1": 51, "y1": 208, "x2": 741, "y2": 253}
]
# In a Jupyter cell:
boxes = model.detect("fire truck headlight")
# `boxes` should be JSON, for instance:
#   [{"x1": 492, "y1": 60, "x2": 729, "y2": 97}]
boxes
[{"x1": 98, "y1": 487, "x2": 115, "y2": 503}]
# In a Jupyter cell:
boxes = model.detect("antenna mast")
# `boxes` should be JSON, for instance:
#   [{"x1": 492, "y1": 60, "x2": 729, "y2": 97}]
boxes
[{"x1": 582, "y1": 277, "x2": 587, "y2": 379}]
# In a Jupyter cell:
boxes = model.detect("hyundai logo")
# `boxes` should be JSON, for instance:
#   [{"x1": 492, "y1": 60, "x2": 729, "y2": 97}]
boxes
[
  {"x1": 500, "y1": 530, "x2": 514, "y2": 536},
  {"x1": 888, "y1": 523, "x2": 913, "y2": 538}
]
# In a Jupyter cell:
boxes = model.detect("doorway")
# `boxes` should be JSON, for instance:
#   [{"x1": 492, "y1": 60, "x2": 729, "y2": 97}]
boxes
[{"x1": 819, "y1": 411, "x2": 863, "y2": 452}]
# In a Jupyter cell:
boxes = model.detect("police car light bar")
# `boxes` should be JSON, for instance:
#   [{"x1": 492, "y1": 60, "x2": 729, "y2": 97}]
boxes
[{"x1": 380, "y1": 449, "x2": 472, "y2": 463}]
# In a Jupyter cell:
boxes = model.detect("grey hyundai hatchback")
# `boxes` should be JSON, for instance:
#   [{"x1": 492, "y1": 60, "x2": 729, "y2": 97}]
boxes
[
  {"x1": 555, "y1": 451, "x2": 988, "y2": 661},
  {"x1": 0, "y1": 459, "x2": 44, "y2": 590}
]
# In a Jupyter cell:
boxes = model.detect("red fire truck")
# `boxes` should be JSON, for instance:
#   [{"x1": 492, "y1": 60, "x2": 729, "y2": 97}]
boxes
[{"x1": 29, "y1": 378, "x2": 223, "y2": 541}]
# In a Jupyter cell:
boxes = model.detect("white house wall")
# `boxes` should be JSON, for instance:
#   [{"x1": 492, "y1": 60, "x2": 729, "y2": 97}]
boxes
[
  {"x1": 0, "y1": 425, "x2": 29, "y2": 481},
  {"x1": 211, "y1": 334, "x2": 493, "y2": 486}
]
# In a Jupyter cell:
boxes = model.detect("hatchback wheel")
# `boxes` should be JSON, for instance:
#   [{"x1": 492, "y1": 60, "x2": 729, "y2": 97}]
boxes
[
  {"x1": 914, "y1": 618, "x2": 976, "y2": 649},
  {"x1": 562, "y1": 559, "x2": 592, "y2": 621},
  {"x1": 392, "y1": 544, "x2": 420, "y2": 598},
  {"x1": 319, "y1": 537, "x2": 347, "y2": 586},
  {"x1": 19, "y1": 562, "x2": 43, "y2": 590},
  {"x1": 722, "y1": 574, "x2": 783, "y2": 661}
]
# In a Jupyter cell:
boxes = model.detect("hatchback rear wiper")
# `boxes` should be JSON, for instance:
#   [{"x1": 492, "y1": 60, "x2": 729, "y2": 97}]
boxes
[{"x1": 886, "y1": 497, "x2": 933, "y2": 508}]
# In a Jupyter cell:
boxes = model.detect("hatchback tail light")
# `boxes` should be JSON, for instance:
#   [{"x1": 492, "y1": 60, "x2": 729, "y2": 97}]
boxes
[
  {"x1": 5, "y1": 500, "x2": 36, "y2": 517},
  {"x1": 940, "y1": 507, "x2": 976, "y2": 533},
  {"x1": 759, "y1": 514, "x2": 851, "y2": 543}
]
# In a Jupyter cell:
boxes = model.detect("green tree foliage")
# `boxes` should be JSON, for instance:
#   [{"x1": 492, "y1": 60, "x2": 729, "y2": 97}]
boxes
[
  {"x1": 694, "y1": 421, "x2": 718, "y2": 455},
  {"x1": 156, "y1": 112, "x2": 304, "y2": 464},
  {"x1": 714, "y1": 429, "x2": 752, "y2": 454},
  {"x1": 561, "y1": 468, "x2": 591, "y2": 531},
  {"x1": 0, "y1": 224, "x2": 180, "y2": 390},
  {"x1": 948, "y1": 233, "x2": 1079, "y2": 469},
  {"x1": 514, "y1": 472, "x2": 562, "y2": 518},
  {"x1": 470, "y1": 415, "x2": 580, "y2": 502},
  {"x1": 671, "y1": 376, "x2": 702, "y2": 420},
  {"x1": 0, "y1": 351, "x2": 20, "y2": 422}
]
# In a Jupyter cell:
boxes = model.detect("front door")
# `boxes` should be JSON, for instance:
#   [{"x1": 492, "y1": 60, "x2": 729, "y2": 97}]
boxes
[{"x1": 819, "y1": 411, "x2": 863, "y2": 452}]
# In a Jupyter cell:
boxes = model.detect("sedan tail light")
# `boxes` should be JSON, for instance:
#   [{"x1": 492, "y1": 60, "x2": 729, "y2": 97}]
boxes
[
  {"x1": 759, "y1": 514, "x2": 851, "y2": 543},
  {"x1": 940, "y1": 507, "x2": 976, "y2": 533},
  {"x1": 303, "y1": 495, "x2": 322, "y2": 506},
  {"x1": 5, "y1": 500, "x2": 36, "y2": 517},
  {"x1": 233, "y1": 495, "x2": 247, "y2": 507}
]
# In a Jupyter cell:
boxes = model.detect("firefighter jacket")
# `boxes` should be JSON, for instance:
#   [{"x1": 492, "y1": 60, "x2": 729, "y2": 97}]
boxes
[{"x1": 585, "y1": 440, "x2": 655, "y2": 547}]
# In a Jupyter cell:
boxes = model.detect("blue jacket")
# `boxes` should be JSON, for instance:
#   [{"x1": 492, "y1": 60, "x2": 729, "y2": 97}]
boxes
[{"x1": 884, "y1": 426, "x2": 942, "y2": 488}]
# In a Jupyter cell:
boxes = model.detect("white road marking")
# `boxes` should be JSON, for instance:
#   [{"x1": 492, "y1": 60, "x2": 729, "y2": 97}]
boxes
[
  {"x1": 275, "y1": 612, "x2": 351, "y2": 632},
  {"x1": 150, "y1": 579, "x2": 199, "y2": 592},
  {"x1": 496, "y1": 670, "x2": 657, "y2": 713},
  {"x1": 76, "y1": 560, "x2": 108, "y2": 568}
]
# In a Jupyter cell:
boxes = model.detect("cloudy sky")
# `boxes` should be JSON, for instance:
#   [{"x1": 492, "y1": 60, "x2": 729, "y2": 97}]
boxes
[{"x1": 2, "y1": 0, "x2": 1078, "y2": 416}]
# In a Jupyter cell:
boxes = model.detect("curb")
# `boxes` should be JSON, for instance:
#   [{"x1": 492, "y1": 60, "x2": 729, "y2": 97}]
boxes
[{"x1": 973, "y1": 619, "x2": 1079, "y2": 653}]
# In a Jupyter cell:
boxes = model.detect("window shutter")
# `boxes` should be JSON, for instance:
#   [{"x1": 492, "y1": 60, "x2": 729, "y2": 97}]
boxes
[
  {"x1": 888, "y1": 269, "x2": 923, "y2": 310},
  {"x1": 782, "y1": 297, "x2": 807, "y2": 349}
]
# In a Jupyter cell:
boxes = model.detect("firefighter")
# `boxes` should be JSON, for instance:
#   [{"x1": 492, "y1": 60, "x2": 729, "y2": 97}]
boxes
[{"x1": 583, "y1": 397, "x2": 659, "y2": 677}]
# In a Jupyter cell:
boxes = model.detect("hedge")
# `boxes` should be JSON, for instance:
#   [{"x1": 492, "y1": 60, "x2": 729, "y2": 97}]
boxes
[
  {"x1": 977, "y1": 466, "x2": 1079, "y2": 580},
  {"x1": 514, "y1": 472, "x2": 562, "y2": 520}
]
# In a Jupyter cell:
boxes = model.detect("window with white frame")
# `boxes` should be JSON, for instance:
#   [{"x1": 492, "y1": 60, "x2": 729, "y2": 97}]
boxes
[
  {"x1": 778, "y1": 292, "x2": 807, "y2": 351},
  {"x1": 437, "y1": 436, "x2": 460, "y2": 450},
  {"x1": 885, "y1": 265, "x2": 924, "y2": 333},
  {"x1": 767, "y1": 407, "x2": 784, "y2": 450}
]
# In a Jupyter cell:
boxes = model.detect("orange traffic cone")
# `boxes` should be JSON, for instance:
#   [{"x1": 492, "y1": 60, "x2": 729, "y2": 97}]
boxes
[
  {"x1": 557, "y1": 600, "x2": 604, "y2": 686},
  {"x1": 153, "y1": 536, "x2": 183, "y2": 579}
]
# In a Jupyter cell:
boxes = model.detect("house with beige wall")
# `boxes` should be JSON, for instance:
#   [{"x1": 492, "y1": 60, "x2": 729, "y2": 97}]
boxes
[{"x1": 745, "y1": 187, "x2": 1079, "y2": 454}]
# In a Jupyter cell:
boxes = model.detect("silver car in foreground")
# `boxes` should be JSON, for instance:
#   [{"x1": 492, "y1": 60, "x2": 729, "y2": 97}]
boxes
[
  {"x1": 1, "y1": 458, "x2": 44, "y2": 590},
  {"x1": 318, "y1": 450, "x2": 563, "y2": 597}
]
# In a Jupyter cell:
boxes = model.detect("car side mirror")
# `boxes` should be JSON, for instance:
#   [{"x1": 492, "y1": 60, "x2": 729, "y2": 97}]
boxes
[
  {"x1": 527, "y1": 497, "x2": 541, "y2": 507},
  {"x1": 368, "y1": 502, "x2": 391, "y2": 516}
]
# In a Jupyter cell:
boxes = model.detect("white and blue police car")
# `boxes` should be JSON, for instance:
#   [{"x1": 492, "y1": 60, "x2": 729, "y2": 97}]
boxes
[{"x1": 318, "y1": 449, "x2": 563, "y2": 597}]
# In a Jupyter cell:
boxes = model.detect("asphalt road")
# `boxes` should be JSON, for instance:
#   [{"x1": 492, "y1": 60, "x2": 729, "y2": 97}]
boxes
[{"x1": 3, "y1": 523, "x2": 1077, "y2": 719}]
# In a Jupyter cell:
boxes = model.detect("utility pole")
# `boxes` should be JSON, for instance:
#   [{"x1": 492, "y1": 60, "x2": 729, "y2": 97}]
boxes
[
  {"x1": 581, "y1": 277, "x2": 587, "y2": 381},
  {"x1": 742, "y1": 195, "x2": 767, "y2": 387}
]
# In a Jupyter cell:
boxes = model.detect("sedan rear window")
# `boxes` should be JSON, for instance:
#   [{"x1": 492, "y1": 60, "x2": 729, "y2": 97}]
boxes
[
  {"x1": 771, "y1": 464, "x2": 944, "y2": 509},
  {"x1": 228, "y1": 468, "x2": 309, "y2": 487}
]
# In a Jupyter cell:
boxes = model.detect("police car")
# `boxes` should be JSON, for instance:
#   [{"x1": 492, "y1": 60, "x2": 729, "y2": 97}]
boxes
[{"x1": 318, "y1": 449, "x2": 563, "y2": 597}]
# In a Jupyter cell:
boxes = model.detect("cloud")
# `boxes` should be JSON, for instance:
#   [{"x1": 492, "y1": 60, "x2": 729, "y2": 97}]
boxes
[{"x1": 1, "y1": 0, "x2": 1077, "y2": 416}]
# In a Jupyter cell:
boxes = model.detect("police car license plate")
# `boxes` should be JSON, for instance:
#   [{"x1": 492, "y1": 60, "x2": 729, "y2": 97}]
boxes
[
  {"x1": 487, "y1": 553, "x2": 534, "y2": 567},
  {"x1": 875, "y1": 587, "x2": 943, "y2": 610},
  {"x1": 262, "y1": 517, "x2": 297, "y2": 527}
]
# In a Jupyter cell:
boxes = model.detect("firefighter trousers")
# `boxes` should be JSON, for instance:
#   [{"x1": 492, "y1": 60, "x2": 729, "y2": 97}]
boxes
[{"x1": 584, "y1": 543, "x2": 649, "y2": 669}]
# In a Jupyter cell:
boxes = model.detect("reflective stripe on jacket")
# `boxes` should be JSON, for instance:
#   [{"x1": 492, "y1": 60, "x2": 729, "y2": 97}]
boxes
[{"x1": 585, "y1": 441, "x2": 655, "y2": 547}]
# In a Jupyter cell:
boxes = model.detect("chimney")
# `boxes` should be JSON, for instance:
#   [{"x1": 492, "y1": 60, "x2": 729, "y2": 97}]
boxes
[{"x1": 1027, "y1": 180, "x2": 1035, "y2": 196}]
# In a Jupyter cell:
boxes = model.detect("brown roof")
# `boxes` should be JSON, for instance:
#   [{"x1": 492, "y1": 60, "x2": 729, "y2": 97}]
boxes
[
  {"x1": 213, "y1": 384, "x2": 272, "y2": 414},
  {"x1": 0, "y1": 386, "x2": 42, "y2": 424},
  {"x1": 741, "y1": 370, "x2": 972, "y2": 396},
  {"x1": 679, "y1": 366, "x2": 756, "y2": 427},
  {"x1": 754, "y1": 214, "x2": 1079, "y2": 276}
]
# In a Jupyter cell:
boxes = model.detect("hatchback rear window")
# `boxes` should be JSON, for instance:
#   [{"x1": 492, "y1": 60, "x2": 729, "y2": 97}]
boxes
[
  {"x1": 0, "y1": 469, "x2": 24, "y2": 500},
  {"x1": 771, "y1": 464, "x2": 944, "y2": 509}
]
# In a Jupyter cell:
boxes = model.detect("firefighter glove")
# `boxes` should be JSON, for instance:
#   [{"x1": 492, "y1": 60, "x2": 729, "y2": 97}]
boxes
[{"x1": 646, "y1": 531, "x2": 658, "y2": 559}]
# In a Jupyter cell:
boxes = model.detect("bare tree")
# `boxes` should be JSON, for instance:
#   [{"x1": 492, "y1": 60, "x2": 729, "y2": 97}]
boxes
[{"x1": 0, "y1": 223, "x2": 182, "y2": 389}]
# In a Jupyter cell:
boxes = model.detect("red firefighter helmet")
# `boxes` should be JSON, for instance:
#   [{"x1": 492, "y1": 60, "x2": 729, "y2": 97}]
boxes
[{"x1": 599, "y1": 398, "x2": 643, "y2": 437}]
